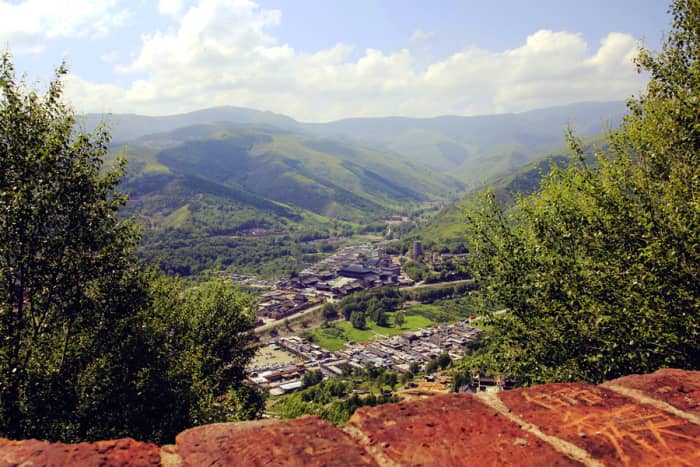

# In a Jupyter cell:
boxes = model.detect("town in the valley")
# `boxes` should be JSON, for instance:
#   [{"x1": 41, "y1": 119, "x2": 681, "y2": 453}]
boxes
[
  {"x1": 238, "y1": 239, "x2": 480, "y2": 396},
  {"x1": 249, "y1": 322, "x2": 481, "y2": 396},
  {"x1": 241, "y1": 242, "x2": 409, "y2": 325}
]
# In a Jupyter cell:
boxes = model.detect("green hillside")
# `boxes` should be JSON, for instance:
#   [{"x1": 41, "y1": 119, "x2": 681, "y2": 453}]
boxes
[
  {"x1": 306, "y1": 101, "x2": 625, "y2": 186},
  {"x1": 93, "y1": 104, "x2": 624, "y2": 275},
  {"x1": 119, "y1": 165, "x2": 326, "y2": 276},
  {"x1": 127, "y1": 124, "x2": 461, "y2": 221},
  {"x1": 113, "y1": 124, "x2": 461, "y2": 276},
  {"x1": 89, "y1": 101, "x2": 626, "y2": 190},
  {"x1": 411, "y1": 136, "x2": 608, "y2": 250}
]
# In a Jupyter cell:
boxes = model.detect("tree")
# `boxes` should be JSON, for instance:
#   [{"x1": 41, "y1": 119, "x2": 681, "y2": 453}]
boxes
[
  {"x1": 394, "y1": 310, "x2": 406, "y2": 328},
  {"x1": 225, "y1": 385, "x2": 267, "y2": 422},
  {"x1": 463, "y1": 0, "x2": 700, "y2": 384},
  {"x1": 0, "y1": 54, "x2": 259, "y2": 443},
  {"x1": 302, "y1": 369, "x2": 323, "y2": 388},
  {"x1": 350, "y1": 310, "x2": 366, "y2": 330},
  {"x1": 379, "y1": 370, "x2": 398, "y2": 389},
  {"x1": 0, "y1": 52, "x2": 145, "y2": 440},
  {"x1": 375, "y1": 308, "x2": 389, "y2": 327},
  {"x1": 176, "y1": 280, "x2": 257, "y2": 411},
  {"x1": 424, "y1": 359, "x2": 440, "y2": 375},
  {"x1": 322, "y1": 302, "x2": 339, "y2": 320},
  {"x1": 437, "y1": 352, "x2": 452, "y2": 370},
  {"x1": 366, "y1": 297, "x2": 381, "y2": 322}
]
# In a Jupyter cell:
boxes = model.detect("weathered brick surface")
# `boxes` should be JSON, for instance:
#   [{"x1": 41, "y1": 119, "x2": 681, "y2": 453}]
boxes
[
  {"x1": 605, "y1": 368, "x2": 700, "y2": 416},
  {"x1": 0, "y1": 437, "x2": 160, "y2": 466},
  {"x1": 1, "y1": 369, "x2": 699, "y2": 466},
  {"x1": 346, "y1": 393, "x2": 579, "y2": 466},
  {"x1": 498, "y1": 382, "x2": 700, "y2": 466},
  {"x1": 175, "y1": 416, "x2": 377, "y2": 466}
]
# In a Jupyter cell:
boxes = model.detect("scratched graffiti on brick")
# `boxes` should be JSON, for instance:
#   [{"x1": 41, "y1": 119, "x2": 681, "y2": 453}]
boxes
[{"x1": 521, "y1": 387, "x2": 700, "y2": 466}]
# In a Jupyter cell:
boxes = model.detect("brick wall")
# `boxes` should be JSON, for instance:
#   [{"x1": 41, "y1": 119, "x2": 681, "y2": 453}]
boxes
[{"x1": 1, "y1": 368, "x2": 698, "y2": 466}]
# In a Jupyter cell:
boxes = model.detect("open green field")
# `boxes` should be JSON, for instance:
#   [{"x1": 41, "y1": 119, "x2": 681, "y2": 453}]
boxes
[
  {"x1": 309, "y1": 310, "x2": 435, "y2": 351},
  {"x1": 304, "y1": 296, "x2": 479, "y2": 351}
]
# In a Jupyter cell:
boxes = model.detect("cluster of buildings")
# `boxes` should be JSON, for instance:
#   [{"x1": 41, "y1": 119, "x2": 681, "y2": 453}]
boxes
[
  {"x1": 246, "y1": 321, "x2": 481, "y2": 396},
  {"x1": 255, "y1": 243, "x2": 412, "y2": 325},
  {"x1": 248, "y1": 362, "x2": 307, "y2": 396},
  {"x1": 289, "y1": 257, "x2": 404, "y2": 298},
  {"x1": 288, "y1": 242, "x2": 412, "y2": 296},
  {"x1": 227, "y1": 273, "x2": 277, "y2": 289},
  {"x1": 334, "y1": 322, "x2": 481, "y2": 373},
  {"x1": 255, "y1": 290, "x2": 318, "y2": 324}
]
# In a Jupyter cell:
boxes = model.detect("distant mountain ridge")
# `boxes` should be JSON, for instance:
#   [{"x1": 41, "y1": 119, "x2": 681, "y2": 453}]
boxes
[
  {"x1": 116, "y1": 123, "x2": 460, "y2": 222},
  {"x1": 412, "y1": 135, "x2": 609, "y2": 251},
  {"x1": 108, "y1": 121, "x2": 464, "y2": 274},
  {"x1": 86, "y1": 101, "x2": 626, "y2": 187},
  {"x1": 83, "y1": 106, "x2": 302, "y2": 143},
  {"x1": 303, "y1": 101, "x2": 625, "y2": 186},
  {"x1": 91, "y1": 102, "x2": 627, "y2": 275}
]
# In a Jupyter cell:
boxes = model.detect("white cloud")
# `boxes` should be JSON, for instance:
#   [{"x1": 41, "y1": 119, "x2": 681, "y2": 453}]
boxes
[
  {"x1": 410, "y1": 28, "x2": 434, "y2": 42},
  {"x1": 0, "y1": 0, "x2": 128, "y2": 53},
  {"x1": 64, "y1": 0, "x2": 646, "y2": 121},
  {"x1": 159, "y1": 0, "x2": 185, "y2": 16},
  {"x1": 100, "y1": 51, "x2": 119, "y2": 63}
]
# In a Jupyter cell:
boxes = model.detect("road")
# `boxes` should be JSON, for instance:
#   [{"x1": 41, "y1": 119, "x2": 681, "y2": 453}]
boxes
[
  {"x1": 254, "y1": 303, "x2": 324, "y2": 334},
  {"x1": 401, "y1": 278, "x2": 474, "y2": 290}
]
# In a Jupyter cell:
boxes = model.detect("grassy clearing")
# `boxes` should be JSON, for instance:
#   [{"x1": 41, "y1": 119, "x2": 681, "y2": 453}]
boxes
[
  {"x1": 309, "y1": 312, "x2": 434, "y2": 351},
  {"x1": 306, "y1": 296, "x2": 477, "y2": 351},
  {"x1": 143, "y1": 159, "x2": 171, "y2": 174},
  {"x1": 161, "y1": 204, "x2": 191, "y2": 229}
]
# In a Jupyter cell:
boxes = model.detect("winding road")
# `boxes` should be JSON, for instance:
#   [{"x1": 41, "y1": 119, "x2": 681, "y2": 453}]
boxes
[{"x1": 254, "y1": 279, "x2": 477, "y2": 335}]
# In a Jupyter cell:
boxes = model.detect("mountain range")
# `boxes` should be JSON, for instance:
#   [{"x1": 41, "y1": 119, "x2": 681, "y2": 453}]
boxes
[
  {"x1": 88, "y1": 100, "x2": 625, "y2": 188},
  {"x1": 88, "y1": 101, "x2": 627, "y2": 275},
  {"x1": 412, "y1": 135, "x2": 610, "y2": 251}
]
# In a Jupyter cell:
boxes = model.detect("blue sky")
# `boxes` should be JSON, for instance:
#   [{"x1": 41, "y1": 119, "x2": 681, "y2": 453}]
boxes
[{"x1": 1, "y1": 0, "x2": 670, "y2": 121}]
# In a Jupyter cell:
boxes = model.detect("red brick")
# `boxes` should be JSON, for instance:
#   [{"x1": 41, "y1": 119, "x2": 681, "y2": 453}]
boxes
[
  {"x1": 499, "y1": 382, "x2": 700, "y2": 466},
  {"x1": 346, "y1": 393, "x2": 579, "y2": 466},
  {"x1": 0, "y1": 437, "x2": 160, "y2": 466},
  {"x1": 2, "y1": 370, "x2": 699, "y2": 466},
  {"x1": 605, "y1": 368, "x2": 700, "y2": 416},
  {"x1": 175, "y1": 417, "x2": 377, "y2": 466}
]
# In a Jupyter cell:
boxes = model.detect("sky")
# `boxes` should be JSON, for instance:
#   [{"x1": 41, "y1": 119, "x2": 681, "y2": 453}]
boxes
[{"x1": 0, "y1": 0, "x2": 670, "y2": 122}]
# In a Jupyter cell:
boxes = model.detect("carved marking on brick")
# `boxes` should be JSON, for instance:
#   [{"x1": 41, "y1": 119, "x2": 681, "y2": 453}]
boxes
[{"x1": 501, "y1": 383, "x2": 700, "y2": 466}]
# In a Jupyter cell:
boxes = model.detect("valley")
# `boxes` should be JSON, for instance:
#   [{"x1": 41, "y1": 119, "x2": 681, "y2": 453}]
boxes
[
  {"x1": 91, "y1": 102, "x2": 629, "y2": 411},
  {"x1": 3, "y1": 2, "x2": 696, "y2": 459},
  {"x1": 93, "y1": 101, "x2": 631, "y2": 420},
  {"x1": 102, "y1": 102, "x2": 624, "y2": 278}
]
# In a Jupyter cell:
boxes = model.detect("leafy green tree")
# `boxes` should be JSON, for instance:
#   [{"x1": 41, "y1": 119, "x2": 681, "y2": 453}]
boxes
[
  {"x1": 322, "y1": 302, "x2": 339, "y2": 320},
  {"x1": 424, "y1": 359, "x2": 440, "y2": 374},
  {"x1": 350, "y1": 310, "x2": 366, "y2": 330},
  {"x1": 302, "y1": 369, "x2": 324, "y2": 387},
  {"x1": 366, "y1": 297, "x2": 379, "y2": 322},
  {"x1": 399, "y1": 371, "x2": 414, "y2": 385},
  {"x1": 0, "y1": 54, "x2": 258, "y2": 443},
  {"x1": 144, "y1": 277, "x2": 257, "y2": 432},
  {"x1": 225, "y1": 385, "x2": 267, "y2": 422},
  {"x1": 379, "y1": 370, "x2": 398, "y2": 389},
  {"x1": 0, "y1": 52, "x2": 145, "y2": 440},
  {"x1": 463, "y1": 0, "x2": 700, "y2": 384},
  {"x1": 437, "y1": 352, "x2": 452, "y2": 370},
  {"x1": 375, "y1": 309, "x2": 389, "y2": 327},
  {"x1": 394, "y1": 310, "x2": 406, "y2": 328},
  {"x1": 451, "y1": 372, "x2": 469, "y2": 392}
]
